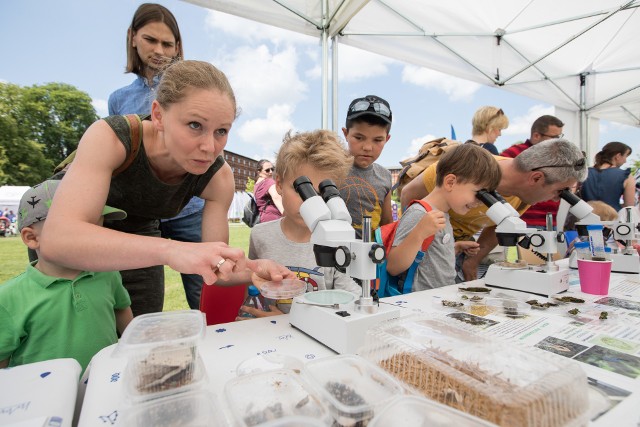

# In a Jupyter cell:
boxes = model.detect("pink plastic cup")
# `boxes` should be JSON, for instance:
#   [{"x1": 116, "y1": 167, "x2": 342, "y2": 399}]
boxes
[{"x1": 577, "y1": 259, "x2": 612, "y2": 295}]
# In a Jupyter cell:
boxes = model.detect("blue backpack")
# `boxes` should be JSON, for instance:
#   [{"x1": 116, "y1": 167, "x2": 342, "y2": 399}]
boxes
[{"x1": 375, "y1": 200, "x2": 434, "y2": 297}]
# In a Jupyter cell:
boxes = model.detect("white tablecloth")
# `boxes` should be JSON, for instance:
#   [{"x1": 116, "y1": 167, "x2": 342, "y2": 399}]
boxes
[
  {"x1": 0, "y1": 358, "x2": 81, "y2": 427},
  {"x1": 78, "y1": 268, "x2": 640, "y2": 426}
]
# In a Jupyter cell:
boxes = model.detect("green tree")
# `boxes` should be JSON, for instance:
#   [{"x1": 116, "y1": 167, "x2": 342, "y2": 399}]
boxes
[
  {"x1": 246, "y1": 177, "x2": 255, "y2": 193},
  {"x1": 0, "y1": 82, "x2": 97, "y2": 184},
  {"x1": 19, "y1": 83, "x2": 98, "y2": 165},
  {"x1": 0, "y1": 114, "x2": 51, "y2": 185}
]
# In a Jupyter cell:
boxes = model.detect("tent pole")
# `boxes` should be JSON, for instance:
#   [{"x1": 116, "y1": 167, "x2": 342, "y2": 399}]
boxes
[
  {"x1": 321, "y1": 0, "x2": 329, "y2": 129},
  {"x1": 332, "y1": 36, "x2": 339, "y2": 133},
  {"x1": 579, "y1": 73, "x2": 589, "y2": 160}
]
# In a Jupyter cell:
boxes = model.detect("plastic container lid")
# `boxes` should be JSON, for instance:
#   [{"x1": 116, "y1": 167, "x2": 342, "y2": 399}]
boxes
[
  {"x1": 257, "y1": 416, "x2": 327, "y2": 427},
  {"x1": 120, "y1": 389, "x2": 227, "y2": 426},
  {"x1": 248, "y1": 285, "x2": 260, "y2": 296},
  {"x1": 574, "y1": 241, "x2": 590, "y2": 249},
  {"x1": 368, "y1": 395, "x2": 496, "y2": 427},
  {"x1": 301, "y1": 354, "x2": 405, "y2": 426},
  {"x1": 484, "y1": 298, "x2": 531, "y2": 318},
  {"x1": 116, "y1": 310, "x2": 206, "y2": 354},
  {"x1": 224, "y1": 369, "x2": 332, "y2": 426},
  {"x1": 360, "y1": 314, "x2": 589, "y2": 427},
  {"x1": 236, "y1": 354, "x2": 304, "y2": 377},
  {"x1": 259, "y1": 279, "x2": 307, "y2": 299}
]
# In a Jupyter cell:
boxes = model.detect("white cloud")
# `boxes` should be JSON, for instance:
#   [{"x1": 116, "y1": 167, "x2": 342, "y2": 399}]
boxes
[
  {"x1": 407, "y1": 134, "x2": 438, "y2": 156},
  {"x1": 502, "y1": 104, "x2": 554, "y2": 136},
  {"x1": 237, "y1": 104, "x2": 295, "y2": 156},
  {"x1": 92, "y1": 99, "x2": 108, "y2": 117},
  {"x1": 402, "y1": 65, "x2": 481, "y2": 102},
  {"x1": 221, "y1": 45, "x2": 308, "y2": 115},
  {"x1": 337, "y1": 45, "x2": 394, "y2": 82},
  {"x1": 205, "y1": 10, "x2": 316, "y2": 46}
]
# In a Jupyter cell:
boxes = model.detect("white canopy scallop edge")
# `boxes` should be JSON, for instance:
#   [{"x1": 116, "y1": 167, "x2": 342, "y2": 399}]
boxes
[{"x1": 184, "y1": 0, "x2": 640, "y2": 159}]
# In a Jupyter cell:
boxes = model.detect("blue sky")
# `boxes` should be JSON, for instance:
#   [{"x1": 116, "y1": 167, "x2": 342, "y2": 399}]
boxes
[{"x1": 2, "y1": 0, "x2": 639, "y2": 168}]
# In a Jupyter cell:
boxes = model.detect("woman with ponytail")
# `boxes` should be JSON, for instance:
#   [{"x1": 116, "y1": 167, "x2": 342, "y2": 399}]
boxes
[{"x1": 580, "y1": 141, "x2": 635, "y2": 211}]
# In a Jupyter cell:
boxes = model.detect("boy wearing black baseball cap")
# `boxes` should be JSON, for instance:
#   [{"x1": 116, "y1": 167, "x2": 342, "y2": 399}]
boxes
[
  {"x1": 0, "y1": 180, "x2": 132, "y2": 374},
  {"x1": 339, "y1": 95, "x2": 394, "y2": 239}
]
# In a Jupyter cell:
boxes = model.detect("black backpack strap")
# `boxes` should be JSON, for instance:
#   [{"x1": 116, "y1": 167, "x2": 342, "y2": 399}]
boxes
[{"x1": 113, "y1": 114, "x2": 143, "y2": 176}]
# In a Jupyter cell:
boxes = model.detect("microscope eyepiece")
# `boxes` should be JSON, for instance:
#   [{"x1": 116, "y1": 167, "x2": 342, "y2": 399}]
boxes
[
  {"x1": 293, "y1": 176, "x2": 318, "y2": 201},
  {"x1": 560, "y1": 188, "x2": 581, "y2": 205},
  {"x1": 318, "y1": 179, "x2": 341, "y2": 203},
  {"x1": 476, "y1": 189, "x2": 498, "y2": 207}
]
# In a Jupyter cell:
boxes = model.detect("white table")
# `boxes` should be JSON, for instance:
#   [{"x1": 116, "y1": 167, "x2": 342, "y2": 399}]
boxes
[
  {"x1": 78, "y1": 269, "x2": 640, "y2": 427},
  {"x1": 0, "y1": 358, "x2": 81, "y2": 427}
]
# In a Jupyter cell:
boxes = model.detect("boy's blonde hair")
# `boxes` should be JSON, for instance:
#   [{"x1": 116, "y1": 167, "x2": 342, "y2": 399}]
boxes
[
  {"x1": 588, "y1": 200, "x2": 618, "y2": 221},
  {"x1": 275, "y1": 130, "x2": 353, "y2": 184},
  {"x1": 435, "y1": 143, "x2": 501, "y2": 191}
]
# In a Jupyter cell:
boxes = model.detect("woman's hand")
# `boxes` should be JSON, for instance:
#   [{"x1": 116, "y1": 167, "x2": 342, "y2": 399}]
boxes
[
  {"x1": 167, "y1": 241, "x2": 247, "y2": 285},
  {"x1": 247, "y1": 259, "x2": 297, "y2": 288},
  {"x1": 235, "y1": 304, "x2": 283, "y2": 321}
]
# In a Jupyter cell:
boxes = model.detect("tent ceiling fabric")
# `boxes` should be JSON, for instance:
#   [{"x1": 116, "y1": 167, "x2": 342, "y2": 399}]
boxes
[{"x1": 185, "y1": 0, "x2": 640, "y2": 128}]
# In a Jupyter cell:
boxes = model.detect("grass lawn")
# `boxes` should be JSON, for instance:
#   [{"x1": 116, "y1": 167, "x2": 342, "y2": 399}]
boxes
[{"x1": 0, "y1": 222, "x2": 252, "y2": 312}]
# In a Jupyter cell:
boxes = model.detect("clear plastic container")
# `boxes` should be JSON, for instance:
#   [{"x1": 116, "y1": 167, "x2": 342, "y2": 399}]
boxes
[
  {"x1": 301, "y1": 354, "x2": 406, "y2": 426},
  {"x1": 120, "y1": 389, "x2": 227, "y2": 426},
  {"x1": 259, "y1": 279, "x2": 308, "y2": 299},
  {"x1": 236, "y1": 354, "x2": 304, "y2": 377},
  {"x1": 302, "y1": 289, "x2": 356, "y2": 305},
  {"x1": 224, "y1": 369, "x2": 332, "y2": 426},
  {"x1": 368, "y1": 395, "x2": 496, "y2": 427},
  {"x1": 360, "y1": 314, "x2": 589, "y2": 427},
  {"x1": 117, "y1": 310, "x2": 207, "y2": 400}
]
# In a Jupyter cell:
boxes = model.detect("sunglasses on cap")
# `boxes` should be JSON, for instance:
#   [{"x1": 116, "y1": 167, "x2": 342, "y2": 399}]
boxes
[
  {"x1": 531, "y1": 157, "x2": 586, "y2": 172},
  {"x1": 349, "y1": 99, "x2": 391, "y2": 118}
]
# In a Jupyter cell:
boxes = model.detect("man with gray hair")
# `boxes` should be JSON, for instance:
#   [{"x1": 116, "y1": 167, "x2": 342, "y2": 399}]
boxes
[{"x1": 400, "y1": 138, "x2": 587, "y2": 280}]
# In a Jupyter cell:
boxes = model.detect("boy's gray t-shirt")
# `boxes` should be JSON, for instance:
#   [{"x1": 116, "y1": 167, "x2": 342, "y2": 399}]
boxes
[
  {"x1": 339, "y1": 163, "x2": 392, "y2": 239},
  {"x1": 249, "y1": 219, "x2": 362, "y2": 313},
  {"x1": 392, "y1": 203, "x2": 456, "y2": 291}
]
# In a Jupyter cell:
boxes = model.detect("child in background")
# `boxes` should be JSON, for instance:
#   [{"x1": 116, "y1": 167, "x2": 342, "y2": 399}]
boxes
[
  {"x1": 0, "y1": 180, "x2": 133, "y2": 373},
  {"x1": 240, "y1": 130, "x2": 362, "y2": 318},
  {"x1": 339, "y1": 95, "x2": 394, "y2": 239},
  {"x1": 387, "y1": 144, "x2": 502, "y2": 291}
]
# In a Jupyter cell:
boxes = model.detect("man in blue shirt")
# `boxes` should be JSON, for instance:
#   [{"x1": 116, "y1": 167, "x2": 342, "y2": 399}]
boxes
[{"x1": 108, "y1": 4, "x2": 204, "y2": 309}]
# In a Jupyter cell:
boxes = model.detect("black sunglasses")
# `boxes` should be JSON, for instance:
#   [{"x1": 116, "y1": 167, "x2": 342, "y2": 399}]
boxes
[
  {"x1": 349, "y1": 99, "x2": 391, "y2": 118},
  {"x1": 531, "y1": 157, "x2": 586, "y2": 172},
  {"x1": 262, "y1": 167, "x2": 274, "y2": 173}
]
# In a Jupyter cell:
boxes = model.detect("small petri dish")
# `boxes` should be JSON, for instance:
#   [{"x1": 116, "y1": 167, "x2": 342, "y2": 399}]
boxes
[
  {"x1": 493, "y1": 260, "x2": 528, "y2": 269},
  {"x1": 485, "y1": 298, "x2": 530, "y2": 318},
  {"x1": 303, "y1": 290, "x2": 356, "y2": 305},
  {"x1": 259, "y1": 279, "x2": 307, "y2": 299}
]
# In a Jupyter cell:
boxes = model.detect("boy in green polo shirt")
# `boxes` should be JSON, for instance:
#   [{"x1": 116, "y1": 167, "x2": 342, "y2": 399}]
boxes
[{"x1": 0, "y1": 180, "x2": 133, "y2": 373}]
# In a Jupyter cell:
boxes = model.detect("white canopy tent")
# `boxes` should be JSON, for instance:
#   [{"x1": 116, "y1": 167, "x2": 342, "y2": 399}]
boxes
[
  {"x1": 184, "y1": 0, "x2": 640, "y2": 160},
  {"x1": 0, "y1": 186, "x2": 29, "y2": 216}
]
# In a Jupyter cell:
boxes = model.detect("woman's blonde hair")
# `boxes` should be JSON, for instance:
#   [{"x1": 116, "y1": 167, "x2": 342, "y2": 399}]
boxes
[
  {"x1": 275, "y1": 130, "x2": 353, "y2": 185},
  {"x1": 156, "y1": 60, "x2": 237, "y2": 116},
  {"x1": 472, "y1": 106, "x2": 509, "y2": 135}
]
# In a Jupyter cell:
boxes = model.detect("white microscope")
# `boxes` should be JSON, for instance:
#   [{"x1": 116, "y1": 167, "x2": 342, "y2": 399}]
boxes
[
  {"x1": 562, "y1": 190, "x2": 640, "y2": 274},
  {"x1": 287, "y1": 177, "x2": 399, "y2": 354},
  {"x1": 478, "y1": 190, "x2": 571, "y2": 296}
]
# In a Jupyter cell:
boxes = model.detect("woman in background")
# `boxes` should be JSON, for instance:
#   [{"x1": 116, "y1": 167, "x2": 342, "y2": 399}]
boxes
[
  {"x1": 254, "y1": 159, "x2": 284, "y2": 223},
  {"x1": 468, "y1": 106, "x2": 509, "y2": 155},
  {"x1": 580, "y1": 141, "x2": 635, "y2": 211}
]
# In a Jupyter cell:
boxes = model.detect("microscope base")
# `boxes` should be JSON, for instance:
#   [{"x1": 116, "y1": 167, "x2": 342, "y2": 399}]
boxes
[
  {"x1": 568, "y1": 252, "x2": 640, "y2": 274},
  {"x1": 289, "y1": 296, "x2": 400, "y2": 354},
  {"x1": 484, "y1": 264, "x2": 569, "y2": 297}
]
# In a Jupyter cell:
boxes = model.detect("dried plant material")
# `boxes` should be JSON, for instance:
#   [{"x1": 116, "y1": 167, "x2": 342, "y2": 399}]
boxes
[
  {"x1": 554, "y1": 296, "x2": 585, "y2": 304},
  {"x1": 599, "y1": 311, "x2": 608, "y2": 320},
  {"x1": 134, "y1": 346, "x2": 196, "y2": 394},
  {"x1": 458, "y1": 287, "x2": 491, "y2": 293},
  {"x1": 526, "y1": 300, "x2": 559, "y2": 310},
  {"x1": 568, "y1": 308, "x2": 580, "y2": 316},
  {"x1": 442, "y1": 300, "x2": 464, "y2": 308},
  {"x1": 378, "y1": 351, "x2": 586, "y2": 427}
]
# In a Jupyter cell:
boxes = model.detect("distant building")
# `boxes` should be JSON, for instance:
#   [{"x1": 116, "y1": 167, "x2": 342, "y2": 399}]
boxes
[
  {"x1": 386, "y1": 166, "x2": 401, "y2": 190},
  {"x1": 223, "y1": 150, "x2": 258, "y2": 192}
]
